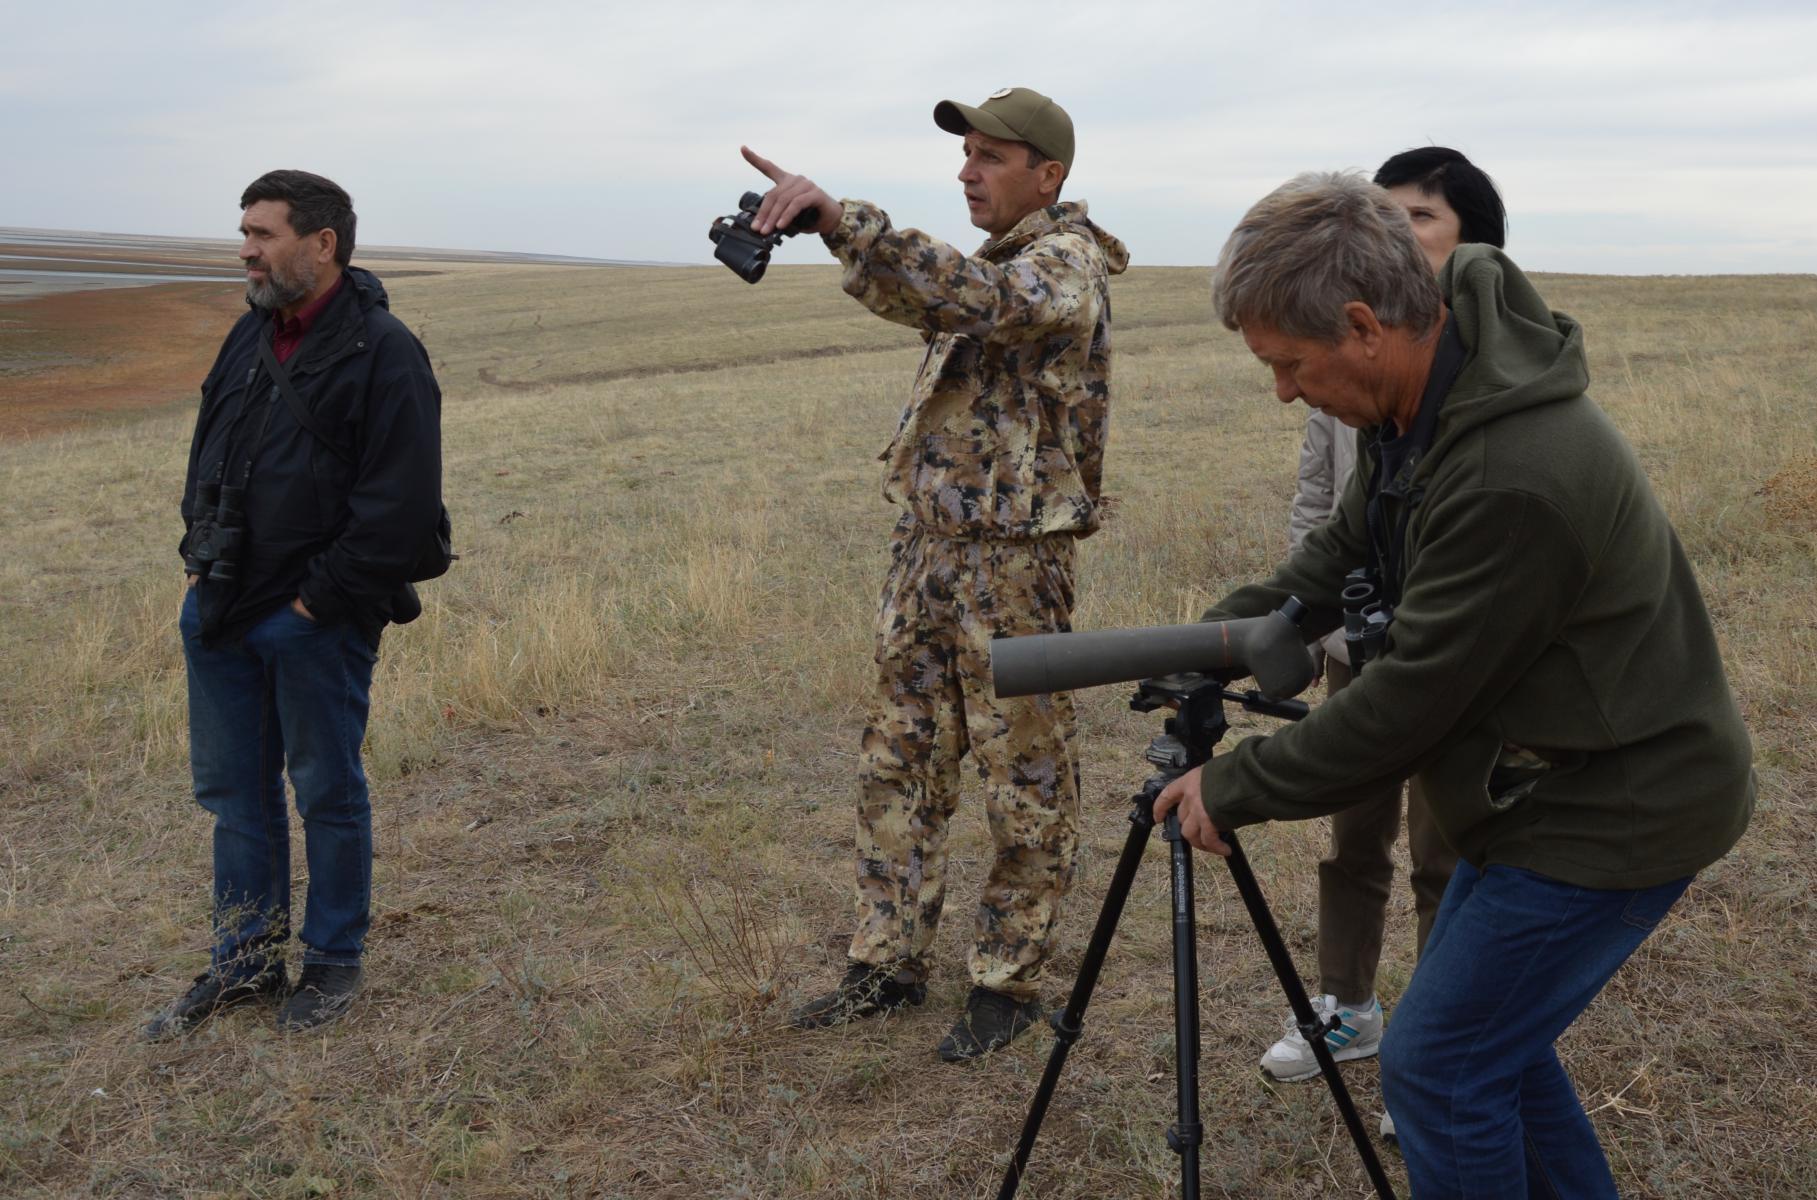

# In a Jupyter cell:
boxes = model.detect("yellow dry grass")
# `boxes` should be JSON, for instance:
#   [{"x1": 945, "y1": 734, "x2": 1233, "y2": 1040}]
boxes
[{"x1": 1, "y1": 261, "x2": 1813, "y2": 1198}]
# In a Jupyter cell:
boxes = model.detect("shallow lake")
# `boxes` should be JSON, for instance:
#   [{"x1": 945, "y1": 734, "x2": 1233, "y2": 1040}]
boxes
[{"x1": 0, "y1": 267, "x2": 241, "y2": 299}]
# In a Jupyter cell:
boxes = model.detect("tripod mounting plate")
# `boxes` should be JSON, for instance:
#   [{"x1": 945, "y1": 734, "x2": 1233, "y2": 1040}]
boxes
[{"x1": 1130, "y1": 672, "x2": 1217, "y2": 712}]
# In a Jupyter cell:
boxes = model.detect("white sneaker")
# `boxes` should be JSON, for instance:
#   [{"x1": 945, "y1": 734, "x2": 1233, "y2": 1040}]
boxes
[
  {"x1": 1380, "y1": 1111, "x2": 1396, "y2": 1142},
  {"x1": 1258, "y1": 994, "x2": 1384, "y2": 1082}
]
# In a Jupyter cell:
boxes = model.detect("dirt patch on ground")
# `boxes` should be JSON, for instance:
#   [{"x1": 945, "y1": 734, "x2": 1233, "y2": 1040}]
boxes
[
  {"x1": 1759, "y1": 453, "x2": 1817, "y2": 531},
  {"x1": 0, "y1": 282, "x2": 246, "y2": 440}
]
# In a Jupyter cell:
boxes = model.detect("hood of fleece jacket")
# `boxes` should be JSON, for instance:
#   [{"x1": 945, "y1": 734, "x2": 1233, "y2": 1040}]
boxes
[
  {"x1": 1428, "y1": 244, "x2": 1589, "y2": 455},
  {"x1": 986, "y1": 200, "x2": 1130, "y2": 275}
]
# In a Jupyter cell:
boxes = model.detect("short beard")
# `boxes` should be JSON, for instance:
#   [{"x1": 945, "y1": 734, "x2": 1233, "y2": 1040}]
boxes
[{"x1": 245, "y1": 252, "x2": 318, "y2": 312}]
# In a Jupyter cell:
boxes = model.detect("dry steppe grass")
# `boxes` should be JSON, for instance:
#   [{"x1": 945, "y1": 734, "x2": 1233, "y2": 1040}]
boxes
[{"x1": 1, "y1": 261, "x2": 1813, "y2": 1198}]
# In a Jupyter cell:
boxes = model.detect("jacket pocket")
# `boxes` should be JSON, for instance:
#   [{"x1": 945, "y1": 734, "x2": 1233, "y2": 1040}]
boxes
[
  {"x1": 309, "y1": 436, "x2": 355, "y2": 533},
  {"x1": 907, "y1": 434, "x2": 994, "y2": 535}
]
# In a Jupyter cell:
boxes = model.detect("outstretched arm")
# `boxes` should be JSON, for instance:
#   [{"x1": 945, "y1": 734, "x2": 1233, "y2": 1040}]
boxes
[{"x1": 739, "y1": 146, "x2": 1094, "y2": 343}]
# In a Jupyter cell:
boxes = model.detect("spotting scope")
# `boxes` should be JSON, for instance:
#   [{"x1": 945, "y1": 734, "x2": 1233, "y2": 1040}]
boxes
[{"x1": 991, "y1": 598, "x2": 1314, "y2": 701}]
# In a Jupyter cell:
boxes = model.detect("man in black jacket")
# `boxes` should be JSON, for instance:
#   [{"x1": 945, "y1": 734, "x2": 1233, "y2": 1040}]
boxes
[{"x1": 146, "y1": 170, "x2": 443, "y2": 1039}]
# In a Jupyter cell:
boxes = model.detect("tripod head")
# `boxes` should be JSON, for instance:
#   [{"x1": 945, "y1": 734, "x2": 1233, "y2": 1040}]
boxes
[{"x1": 1125, "y1": 673, "x2": 1309, "y2": 826}]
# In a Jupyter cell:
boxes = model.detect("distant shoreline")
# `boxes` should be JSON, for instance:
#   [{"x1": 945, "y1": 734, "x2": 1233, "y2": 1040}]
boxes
[{"x1": 0, "y1": 227, "x2": 688, "y2": 301}]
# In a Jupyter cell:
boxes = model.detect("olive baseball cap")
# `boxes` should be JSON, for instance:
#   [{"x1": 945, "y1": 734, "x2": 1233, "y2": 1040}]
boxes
[{"x1": 933, "y1": 87, "x2": 1074, "y2": 172}]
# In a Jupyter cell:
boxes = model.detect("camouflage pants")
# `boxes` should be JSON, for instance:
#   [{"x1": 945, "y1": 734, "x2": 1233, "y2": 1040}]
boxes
[{"x1": 849, "y1": 519, "x2": 1081, "y2": 1001}]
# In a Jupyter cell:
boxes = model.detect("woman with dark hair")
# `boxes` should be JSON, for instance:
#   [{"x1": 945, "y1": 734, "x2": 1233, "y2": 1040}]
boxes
[
  {"x1": 1260, "y1": 149, "x2": 1506, "y2": 1138},
  {"x1": 1373, "y1": 145, "x2": 1508, "y2": 270}
]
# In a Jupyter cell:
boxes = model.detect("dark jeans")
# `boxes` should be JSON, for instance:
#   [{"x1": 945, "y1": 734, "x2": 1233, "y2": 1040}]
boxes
[
  {"x1": 1379, "y1": 858, "x2": 1692, "y2": 1199},
  {"x1": 1317, "y1": 658, "x2": 1458, "y2": 1003},
  {"x1": 180, "y1": 589, "x2": 377, "y2": 976}
]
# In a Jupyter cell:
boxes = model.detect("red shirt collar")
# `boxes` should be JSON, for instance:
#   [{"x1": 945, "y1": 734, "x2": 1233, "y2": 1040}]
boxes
[{"x1": 271, "y1": 271, "x2": 346, "y2": 364}]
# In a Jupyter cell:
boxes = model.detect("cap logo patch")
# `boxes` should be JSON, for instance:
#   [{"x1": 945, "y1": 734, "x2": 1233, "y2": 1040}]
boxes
[{"x1": 989, "y1": 87, "x2": 1014, "y2": 99}]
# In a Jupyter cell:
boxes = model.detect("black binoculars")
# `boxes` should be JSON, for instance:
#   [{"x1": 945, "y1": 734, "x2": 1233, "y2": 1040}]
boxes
[
  {"x1": 708, "y1": 191, "x2": 820, "y2": 284},
  {"x1": 1341, "y1": 567, "x2": 1393, "y2": 673},
  {"x1": 184, "y1": 478, "x2": 247, "y2": 583}
]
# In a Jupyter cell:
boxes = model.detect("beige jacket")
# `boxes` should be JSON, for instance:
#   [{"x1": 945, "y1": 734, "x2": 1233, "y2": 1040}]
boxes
[
  {"x1": 1288, "y1": 409, "x2": 1360, "y2": 659},
  {"x1": 824, "y1": 199, "x2": 1129, "y2": 540}
]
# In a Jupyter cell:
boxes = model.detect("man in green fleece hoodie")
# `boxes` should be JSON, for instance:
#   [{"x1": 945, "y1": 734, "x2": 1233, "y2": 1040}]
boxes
[{"x1": 1154, "y1": 172, "x2": 1752, "y2": 1198}]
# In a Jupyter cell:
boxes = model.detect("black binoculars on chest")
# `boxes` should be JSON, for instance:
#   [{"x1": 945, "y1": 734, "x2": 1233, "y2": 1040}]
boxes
[{"x1": 184, "y1": 479, "x2": 247, "y2": 583}]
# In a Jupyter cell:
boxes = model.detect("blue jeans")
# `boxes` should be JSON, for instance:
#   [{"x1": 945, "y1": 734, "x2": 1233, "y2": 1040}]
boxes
[
  {"x1": 1378, "y1": 859, "x2": 1690, "y2": 1198},
  {"x1": 180, "y1": 589, "x2": 377, "y2": 975}
]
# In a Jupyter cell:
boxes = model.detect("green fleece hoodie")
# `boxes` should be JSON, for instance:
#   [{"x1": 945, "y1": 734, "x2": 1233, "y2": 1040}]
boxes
[{"x1": 1202, "y1": 245, "x2": 1753, "y2": 889}]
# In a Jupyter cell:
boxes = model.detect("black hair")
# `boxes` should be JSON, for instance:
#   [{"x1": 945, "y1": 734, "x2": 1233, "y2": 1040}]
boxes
[
  {"x1": 240, "y1": 169, "x2": 356, "y2": 267},
  {"x1": 1373, "y1": 147, "x2": 1506, "y2": 248}
]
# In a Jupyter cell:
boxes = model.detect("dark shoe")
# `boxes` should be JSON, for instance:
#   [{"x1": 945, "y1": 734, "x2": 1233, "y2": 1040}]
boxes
[
  {"x1": 278, "y1": 963, "x2": 362, "y2": 1032},
  {"x1": 143, "y1": 967, "x2": 286, "y2": 1041},
  {"x1": 937, "y1": 986, "x2": 1043, "y2": 1062},
  {"x1": 791, "y1": 961, "x2": 927, "y2": 1029}
]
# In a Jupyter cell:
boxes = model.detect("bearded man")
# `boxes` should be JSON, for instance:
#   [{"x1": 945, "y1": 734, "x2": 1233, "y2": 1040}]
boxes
[{"x1": 146, "y1": 170, "x2": 444, "y2": 1038}]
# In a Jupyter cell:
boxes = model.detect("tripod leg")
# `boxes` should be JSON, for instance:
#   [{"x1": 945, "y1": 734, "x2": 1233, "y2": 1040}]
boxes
[
  {"x1": 1163, "y1": 813, "x2": 1202, "y2": 1200},
  {"x1": 1223, "y1": 831, "x2": 1399, "y2": 1200},
  {"x1": 998, "y1": 798, "x2": 1158, "y2": 1200}
]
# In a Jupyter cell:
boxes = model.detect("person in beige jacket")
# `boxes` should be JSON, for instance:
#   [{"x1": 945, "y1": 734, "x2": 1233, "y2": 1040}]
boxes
[
  {"x1": 1260, "y1": 148, "x2": 1506, "y2": 1097},
  {"x1": 741, "y1": 88, "x2": 1130, "y2": 1062}
]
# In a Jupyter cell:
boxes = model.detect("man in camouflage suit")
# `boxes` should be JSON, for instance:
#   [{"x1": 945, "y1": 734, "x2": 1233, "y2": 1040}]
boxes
[{"x1": 743, "y1": 86, "x2": 1128, "y2": 1060}]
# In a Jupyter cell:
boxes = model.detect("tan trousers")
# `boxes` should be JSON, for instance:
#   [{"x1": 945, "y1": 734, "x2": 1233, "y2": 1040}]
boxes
[
  {"x1": 1317, "y1": 658, "x2": 1459, "y2": 1005},
  {"x1": 848, "y1": 522, "x2": 1081, "y2": 1001}
]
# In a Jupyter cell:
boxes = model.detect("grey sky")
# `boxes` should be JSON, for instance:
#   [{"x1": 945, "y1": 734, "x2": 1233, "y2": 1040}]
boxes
[{"x1": 3, "y1": 1, "x2": 1813, "y2": 273}]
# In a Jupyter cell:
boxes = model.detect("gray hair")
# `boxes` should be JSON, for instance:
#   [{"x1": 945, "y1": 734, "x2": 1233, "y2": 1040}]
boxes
[
  {"x1": 1212, "y1": 171, "x2": 1440, "y2": 341},
  {"x1": 242, "y1": 169, "x2": 356, "y2": 268}
]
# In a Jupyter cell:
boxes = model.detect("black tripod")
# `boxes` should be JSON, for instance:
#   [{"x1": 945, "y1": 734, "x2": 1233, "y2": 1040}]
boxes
[{"x1": 997, "y1": 674, "x2": 1398, "y2": 1200}]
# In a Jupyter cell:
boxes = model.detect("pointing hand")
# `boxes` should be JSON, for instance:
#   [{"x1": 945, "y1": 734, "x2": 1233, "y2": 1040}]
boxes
[{"x1": 740, "y1": 146, "x2": 842, "y2": 238}]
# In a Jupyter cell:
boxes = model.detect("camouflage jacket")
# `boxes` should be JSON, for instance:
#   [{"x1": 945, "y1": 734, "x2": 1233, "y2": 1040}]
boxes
[{"x1": 824, "y1": 199, "x2": 1129, "y2": 540}]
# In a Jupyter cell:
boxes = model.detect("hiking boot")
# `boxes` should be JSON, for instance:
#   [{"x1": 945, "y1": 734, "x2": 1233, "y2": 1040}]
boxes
[
  {"x1": 278, "y1": 963, "x2": 362, "y2": 1032},
  {"x1": 937, "y1": 986, "x2": 1044, "y2": 1062},
  {"x1": 791, "y1": 961, "x2": 926, "y2": 1029},
  {"x1": 1259, "y1": 994, "x2": 1384, "y2": 1082},
  {"x1": 143, "y1": 966, "x2": 286, "y2": 1041}
]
